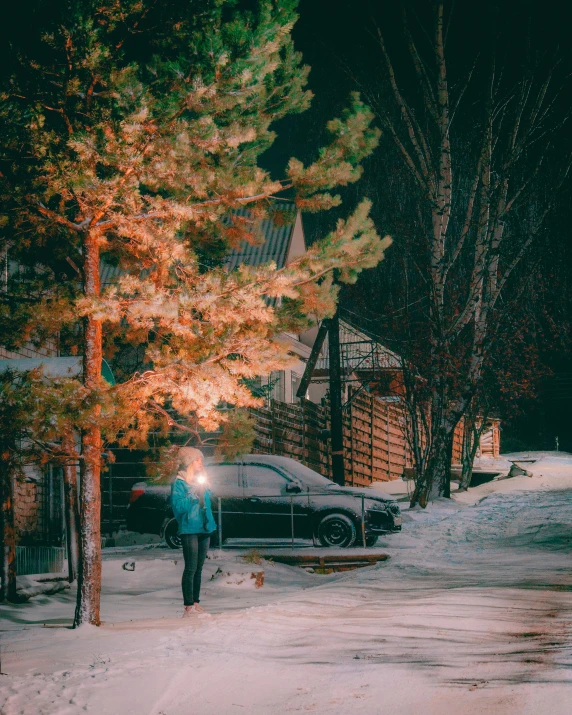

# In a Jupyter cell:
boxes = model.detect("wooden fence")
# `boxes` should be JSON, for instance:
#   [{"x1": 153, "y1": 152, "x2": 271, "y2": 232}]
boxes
[
  {"x1": 250, "y1": 393, "x2": 414, "y2": 486},
  {"x1": 250, "y1": 392, "x2": 486, "y2": 486},
  {"x1": 250, "y1": 399, "x2": 331, "y2": 477}
]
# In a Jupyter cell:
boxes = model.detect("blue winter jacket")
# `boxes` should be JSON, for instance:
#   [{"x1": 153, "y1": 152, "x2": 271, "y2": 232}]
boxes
[{"x1": 170, "y1": 476, "x2": 216, "y2": 535}]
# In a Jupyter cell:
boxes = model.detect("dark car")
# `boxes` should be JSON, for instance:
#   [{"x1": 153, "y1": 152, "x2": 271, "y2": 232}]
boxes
[{"x1": 126, "y1": 454, "x2": 402, "y2": 549}]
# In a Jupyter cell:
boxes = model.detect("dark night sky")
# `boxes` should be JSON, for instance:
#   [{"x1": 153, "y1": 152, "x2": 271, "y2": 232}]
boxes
[{"x1": 262, "y1": 0, "x2": 572, "y2": 452}]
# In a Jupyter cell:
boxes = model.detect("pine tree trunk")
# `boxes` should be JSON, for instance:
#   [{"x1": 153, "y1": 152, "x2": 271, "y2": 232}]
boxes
[
  {"x1": 0, "y1": 462, "x2": 18, "y2": 603},
  {"x1": 74, "y1": 231, "x2": 103, "y2": 627},
  {"x1": 62, "y1": 432, "x2": 80, "y2": 584}
]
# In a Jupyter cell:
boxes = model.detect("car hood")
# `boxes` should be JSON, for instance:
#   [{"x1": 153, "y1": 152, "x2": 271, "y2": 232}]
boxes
[{"x1": 315, "y1": 484, "x2": 396, "y2": 504}]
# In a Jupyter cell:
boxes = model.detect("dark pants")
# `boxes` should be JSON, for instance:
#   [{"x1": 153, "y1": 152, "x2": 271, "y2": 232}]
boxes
[{"x1": 181, "y1": 533, "x2": 210, "y2": 606}]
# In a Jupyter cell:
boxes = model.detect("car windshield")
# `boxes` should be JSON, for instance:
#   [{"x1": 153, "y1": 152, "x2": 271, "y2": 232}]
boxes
[{"x1": 281, "y1": 461, "x2": 337, "y2": 488}]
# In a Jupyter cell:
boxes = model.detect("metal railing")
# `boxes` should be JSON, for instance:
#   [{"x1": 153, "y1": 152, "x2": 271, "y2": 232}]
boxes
[
  {"x1": 16, "y1": 545, "x2": 66, "y2": 575},
  {"x1": 214, "y1": 492, "x2": 380, "y2": 551}
]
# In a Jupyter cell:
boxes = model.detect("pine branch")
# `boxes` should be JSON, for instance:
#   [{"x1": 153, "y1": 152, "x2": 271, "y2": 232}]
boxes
[{"x1": 36, "y1": 204, "x2": 87, "y2": 233}]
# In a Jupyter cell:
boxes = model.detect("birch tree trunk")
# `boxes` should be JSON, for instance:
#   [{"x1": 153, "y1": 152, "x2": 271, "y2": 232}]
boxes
[
  {"x1": 459, "y1": 408, "x2": 490, "y2": 490},
  {"x1": 74, "y1": 230, "x2": 103, "y2": 627}
]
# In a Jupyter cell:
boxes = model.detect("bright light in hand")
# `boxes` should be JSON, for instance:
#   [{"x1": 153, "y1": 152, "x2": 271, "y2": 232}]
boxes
[{"x1": 197, "y1": 475, "x2": 207, "y2": 485}]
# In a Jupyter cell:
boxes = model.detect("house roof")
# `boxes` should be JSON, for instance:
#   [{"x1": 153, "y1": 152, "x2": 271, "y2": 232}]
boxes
[
  {"x1": 99, "y1": 203, "x2": 300, "y2": 284},
  {"x1": 225, "y1": 204, "x2": 298, "y2": 271}
]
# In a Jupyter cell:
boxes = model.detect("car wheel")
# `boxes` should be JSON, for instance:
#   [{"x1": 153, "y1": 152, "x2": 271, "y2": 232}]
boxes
[
  {"x1": 365, "y1": 534, "x2": 378, "y2": 548},
  {"x1": 317, "y1": 513, "x2": 357, "y2": 548},
  {"x1": 164, "y1": 518, "x2": 182, "y2": 549}
]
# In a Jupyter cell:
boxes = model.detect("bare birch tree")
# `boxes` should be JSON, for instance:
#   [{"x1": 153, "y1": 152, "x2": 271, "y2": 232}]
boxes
[{"x1": 367, "y1": 2, "x2": 571, "y2": 505}]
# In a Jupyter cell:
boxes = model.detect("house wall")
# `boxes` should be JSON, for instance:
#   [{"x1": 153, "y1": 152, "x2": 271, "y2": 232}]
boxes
[
  {"x1": 14, "y1": 466, "x2": 48, "y2": 545},
  {"x1": 477, "y1": 420, "x2": 501, "y2": 459},
  {"x1": 285, "y1": 212, "x2": 306, "y2": 264},
  {"x1": 0, "y1": 333, "x2": 61, "y2": 544},
  {"x1": 0, "y1": 339, "x2": 58, "y2": 360}
]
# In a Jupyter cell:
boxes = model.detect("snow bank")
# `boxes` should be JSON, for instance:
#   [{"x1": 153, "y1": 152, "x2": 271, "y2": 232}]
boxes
[
  {"x1": 369, "y1": 477, "x2": 410, "y2": 498},
  {"x1": 16, "y1": 575, "x2": 70, "y2": 601},
  {"x1": 1, "y1": 452, "x2": 571, "y2": 715},
  {"x1": 454, "y1": 452, "x2": 572, "y2": 506},
  {"x1": 369, "y1": 451, "x2": 572, "y2": 508}
]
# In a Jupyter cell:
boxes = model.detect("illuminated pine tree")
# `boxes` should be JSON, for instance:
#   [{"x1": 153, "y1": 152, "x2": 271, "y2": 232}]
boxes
[{"x1": 0, "y1": 0, "x2": 389, "y2": 625}]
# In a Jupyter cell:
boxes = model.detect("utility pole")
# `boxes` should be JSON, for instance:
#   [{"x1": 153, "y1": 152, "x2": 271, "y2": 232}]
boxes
[{"x1": 328, "y1": 311, "x2": 345, "y2": 486}]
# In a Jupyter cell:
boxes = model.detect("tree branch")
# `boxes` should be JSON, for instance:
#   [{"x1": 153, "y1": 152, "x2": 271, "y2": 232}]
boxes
[{"x1": 36, "y1": 204, "x2": 87, "y2": 233}]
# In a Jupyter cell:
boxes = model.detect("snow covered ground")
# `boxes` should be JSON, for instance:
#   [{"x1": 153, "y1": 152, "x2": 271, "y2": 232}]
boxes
[{"x1": 1, "y1": 452, "x2": 572, "y2": 714}]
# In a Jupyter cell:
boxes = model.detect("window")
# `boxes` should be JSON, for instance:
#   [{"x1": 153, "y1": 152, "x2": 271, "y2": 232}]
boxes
[
  {"x1": 207, "y1": 465, "x2": 240, "y2": 489},
  {"x1": 291, "y1": 371, "x2": 304, "y2": 403},
  {"x1": 280, "y1": 461, "x2": 335, "y2": 488},
  {"x1": 244, "y1": 465, "x2": 288, "y2": 491},
  {"x1": 270, "y1": 370, "x2": 285, "y2": 402}
]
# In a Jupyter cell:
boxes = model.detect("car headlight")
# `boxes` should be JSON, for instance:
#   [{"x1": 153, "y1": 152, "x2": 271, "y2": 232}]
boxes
[{"x1": 365, "y1": 502, "x2": 386, "y2": 511}]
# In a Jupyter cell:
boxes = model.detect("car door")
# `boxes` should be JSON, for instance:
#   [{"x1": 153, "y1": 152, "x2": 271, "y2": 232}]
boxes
[
  {"x1": 241, "y1": 463, "x2": 310, "y2": 539},
  {"x1": 206, "y1": 464, "x2": 244, "y2": 539}
]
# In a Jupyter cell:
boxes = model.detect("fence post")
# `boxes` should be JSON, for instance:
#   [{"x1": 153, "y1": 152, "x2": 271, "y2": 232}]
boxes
[
  {"x1": 370, "y1": 396, "x2": 375, "y2": 485},
  {"x1": 386, "y1": 404, "x2": 392, "y2": 480},
  {"x1": 290, "y1": 495, "x2": 295, "y2": 550},
  {"x1": 217, "y1": 497, "x2": 223, "y2": 552},
  {"x1": 108, "y1": 461, "x2": 113, "y2": 538},
  {"x1": 271, "y1": 400, "x2": 276, "y2": 455},
  {"x1": 349, "y1": 388, "x2": 355, "y2": 487},
  {"x1": 361, "y1": 494, "x2": 366, "y2": 549},
  {"x1": 301, "y1": 400, "x2": 306, "y2": 464}
]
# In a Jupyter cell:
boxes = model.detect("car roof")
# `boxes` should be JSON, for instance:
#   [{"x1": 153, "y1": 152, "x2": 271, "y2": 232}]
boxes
[{"x1": 207, "y1": 454, "x2": 302, "y2": 469}]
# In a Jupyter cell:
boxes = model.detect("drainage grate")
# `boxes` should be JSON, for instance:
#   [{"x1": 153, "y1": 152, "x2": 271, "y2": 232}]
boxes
[{"x1": 269, "y1": 553, "x2": 390, "y2": 573}]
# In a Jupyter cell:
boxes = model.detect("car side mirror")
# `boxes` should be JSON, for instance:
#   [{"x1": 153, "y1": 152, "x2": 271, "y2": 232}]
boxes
[{"x1": 285, "y1": 482, "x2": 302, "y2": 493}]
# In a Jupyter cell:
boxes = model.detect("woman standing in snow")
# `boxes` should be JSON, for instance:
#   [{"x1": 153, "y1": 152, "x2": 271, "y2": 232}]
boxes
[{"x1": 170, "y1": 447, "x2": 216, "y2": 617}]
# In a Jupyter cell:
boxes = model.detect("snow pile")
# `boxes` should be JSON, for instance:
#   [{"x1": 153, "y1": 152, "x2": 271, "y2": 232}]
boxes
[
  {"x1": 369, "y1": 477, "x2": 410, "y2": 499},
  {"x1": 210, "y1": 567, "x2": 265, "y2": 589},
  {"x1": 15, "y1": 575, "x2": 70, "y2": 601},
  {"x1": 454, "y1": 451, "x2": 572, "y2": 506}
]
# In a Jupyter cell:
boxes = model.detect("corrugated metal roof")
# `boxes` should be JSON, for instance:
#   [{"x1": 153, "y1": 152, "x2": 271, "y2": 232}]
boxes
[
  {"x1": 99, "y1": 204, "x2": 298, "y2": 282},
  {"x1": 225, "y1": 204, "x2": 297, "y2": 271}
]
